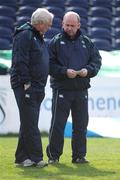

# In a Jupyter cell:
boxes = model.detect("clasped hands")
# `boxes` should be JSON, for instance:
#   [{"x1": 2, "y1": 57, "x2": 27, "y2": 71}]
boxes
[{"x1": 67, "y1": 68, "x2": 88, "y2": 78}]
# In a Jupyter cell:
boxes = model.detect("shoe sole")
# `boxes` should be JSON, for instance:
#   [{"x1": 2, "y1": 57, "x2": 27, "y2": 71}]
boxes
[
  {"x1": 23, "y1": 163, "x2": 35, "y2": 167},
  {"x1": 16, "y1": 162, "x2": 35, "y2": 167},
  {"x1": 36, "y1": 163, "x2": 48, "y2": 168}
]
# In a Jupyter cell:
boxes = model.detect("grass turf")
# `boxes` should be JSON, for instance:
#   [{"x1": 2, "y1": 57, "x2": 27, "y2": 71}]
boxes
[{"x1": 0, "y1": 136, "x2": 120, "y2": 180}]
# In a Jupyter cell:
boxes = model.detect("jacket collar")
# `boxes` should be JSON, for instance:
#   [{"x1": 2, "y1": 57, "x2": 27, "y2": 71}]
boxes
[
  {"x1": 62, "y1": 29, "x2": 81, "y2": 41},
  {"x1": 27, "y1": 22, "x2": 44, "y2": 41}
]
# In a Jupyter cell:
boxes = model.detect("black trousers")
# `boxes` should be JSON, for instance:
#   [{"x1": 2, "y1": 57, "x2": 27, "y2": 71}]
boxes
[
  {"x1": 13, "y1": 86, "x2": 44, "y2": 163},
  {"x1": 47, "y1": 89, "x2": 88, "y2": 161}
]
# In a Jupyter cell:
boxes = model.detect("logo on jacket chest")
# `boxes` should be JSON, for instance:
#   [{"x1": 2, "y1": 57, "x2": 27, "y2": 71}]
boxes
[
  {"x1": 60, "y1": 41, "x2": 65, "y2": 45},
  {"x1": 81, "y1": 40, "x2": 87, "y2": 48}
]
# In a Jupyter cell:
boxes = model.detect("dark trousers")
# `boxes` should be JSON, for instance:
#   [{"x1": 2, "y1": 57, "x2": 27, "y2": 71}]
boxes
[
  {"x1": 47, "y1": 89, "x2": 88, "y2": 161},
  {"x1": 13, "y1": 86, "x2": 44, "y2": 163}
]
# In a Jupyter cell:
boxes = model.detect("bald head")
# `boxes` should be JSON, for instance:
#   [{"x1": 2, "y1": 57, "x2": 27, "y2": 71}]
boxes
[
  {"x1": 63, "y1": 11, "x2": 80, "y2": 23},
  {"x1": 62, "y1": 11, "x2": 81, "y2": 38}
]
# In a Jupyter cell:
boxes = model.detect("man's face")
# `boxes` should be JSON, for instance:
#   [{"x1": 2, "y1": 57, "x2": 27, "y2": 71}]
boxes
[
  {"x1": 38, "y1": 20, "x2": 52, "y2": 35},
  {"x1": 62, "y1": 15, "x2": 80, "y2": 38}
]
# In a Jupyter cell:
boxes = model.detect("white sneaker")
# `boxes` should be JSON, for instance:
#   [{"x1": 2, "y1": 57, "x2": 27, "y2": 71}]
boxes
[
  {"x1": 16, "y1": 159, "x2": 35, "y2": 167},
  {"x1": 48, "y1": 159, "x2": 59, "y2": 164},
  {"x1": 36, "y1": 160, "x2": 48, "y2": 168}
]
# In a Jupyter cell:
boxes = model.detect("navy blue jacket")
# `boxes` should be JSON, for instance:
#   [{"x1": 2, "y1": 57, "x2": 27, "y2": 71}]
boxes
[
  {"x1": 10, "y1": 22, "x2": 49, "y2": 92},
  {"x1": 49, "y1": 30, "x2": 102, "y2": 90}
]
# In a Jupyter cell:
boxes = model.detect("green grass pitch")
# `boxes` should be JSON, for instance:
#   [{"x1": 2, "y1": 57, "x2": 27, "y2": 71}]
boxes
[{"x1": 0, "y1": 136, "x2": 120, "y2": 180}]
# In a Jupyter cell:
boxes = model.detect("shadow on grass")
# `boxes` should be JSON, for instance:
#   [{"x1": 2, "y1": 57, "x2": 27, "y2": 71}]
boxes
[{"x1": 16, "y1": 163, "x2": 115, "y2": 179}]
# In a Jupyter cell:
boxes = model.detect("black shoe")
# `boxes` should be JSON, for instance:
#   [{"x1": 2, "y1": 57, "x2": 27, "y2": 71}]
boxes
[
  {"x1": 72, "y1": 157, "x2": 89, "y2": 164},
  {"x1": 48, "y1": 159, "x2": 59, "y2": 164}
]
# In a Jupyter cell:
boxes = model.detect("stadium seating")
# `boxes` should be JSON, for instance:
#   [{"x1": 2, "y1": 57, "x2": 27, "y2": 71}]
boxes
[
  {"x1": 45, "y1": 27, "x2": 61, "y2": 39},
  {"x1": 52, "y1": 17, "x2": 62, "y2": 29},
  {"x1": 89, "y1": 0, "x2": 112, "y2": 9},
  {"x1": 18, "y1": 0, "x2": 42, "y2": 7},
  {"x1": 112, "y1": 17, "x2": 120, "y2": 27},
  {"x1": 88, "y1": 7, "x2": 112, "y2": 19},
  {"x1": 113, "y1": 7, "x2": 120, "y2": 16},
  {"x1": 88, "y1": 27, "x2": 111, "y2": 41},
  {"x1": 112, "y1": 0, "x2": 120, "y2": 6},
  {"x1": 114, "y1": 38, "x2": 120, "y2": 50},
  {"x1": 88, "y1": 17, "x2": 111, "y2": 30},
  {"x1": 65, "y1": 7, "x2": 88, "y2": 19},
  {"x1": 16, "y1": 6, "x2": 36, "y2": 18},
  {"x1": 0, "y1": 16, "x2": 14, "y2": 30},
  {"x1": 113, "y1": 28, "x2": 120, "y2": 38},
  {"x1": 91, "y1": 38, "x2": 112, "y2": 51},
  {"x1": 80, "y1": 18, "x2": 88, "y2": 31},
  {"x1": 0, "y1": 38, "x2": 11, "y2": 50},
  {"x1": 0, "y1": 27, "x2": 13, "y2": 43},
  {"x1": 45, "y1": 6, "x2": 64, "y2": 19},
  {"x1": 65, "y1": 0, "x2": 88, "y2": 9},
  {"x1": 41, "y1": 0, "x2": 64, "y2": 8},
  {"x1": 0, "y1": 0, "x2": 17, "y2": 9},
  {"x1": 0, "y1": 5, "x2": 16, "y2": 19},
  {"x1": 15, "y1": 16, "x2": 30, "y2": 27},
  {"x1": 0, "y1": 0, "x2": 120, "y2": 50},
  {"x1": 81, "y1": 28, "x2": 88, "y2": 35}
]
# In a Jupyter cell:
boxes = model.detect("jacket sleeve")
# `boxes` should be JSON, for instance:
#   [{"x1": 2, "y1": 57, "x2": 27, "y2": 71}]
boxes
[
  {"x1": 13, "y1": 30, "x2": 32, "y2": 84},
  {"x1": 85, "y1": 41, "x2": 102, "y2": 78},
  {"x1": 49, "y1": 39, "x2": 68, "y2": 80}
]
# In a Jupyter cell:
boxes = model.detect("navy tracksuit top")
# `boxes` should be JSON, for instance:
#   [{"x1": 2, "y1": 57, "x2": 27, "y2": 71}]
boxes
[
  {"x1": 49, "y1": 30, "x2": 102, "y2": 90},
  {"x1": 10, "y1": 22, "x2": 49, "y2": 93}
]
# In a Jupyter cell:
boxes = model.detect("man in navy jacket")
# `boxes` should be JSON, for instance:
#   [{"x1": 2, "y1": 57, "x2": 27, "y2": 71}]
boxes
[
  {"x1": 10, "y1": 8, "x2": 53, "y2": 167},
  {"x1": 46, "y1": 11, "x2": 101, "y2": 164}
]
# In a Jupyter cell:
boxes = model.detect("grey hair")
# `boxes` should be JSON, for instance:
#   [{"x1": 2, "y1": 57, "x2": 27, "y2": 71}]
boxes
[{"x1": 31, "y1": 8, "x2": 54, "y2": 25}]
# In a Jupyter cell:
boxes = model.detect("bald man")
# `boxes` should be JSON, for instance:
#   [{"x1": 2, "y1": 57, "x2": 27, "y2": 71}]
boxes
[{"x1": 46, "y1": 11, "x2": 102, "y2": 164}]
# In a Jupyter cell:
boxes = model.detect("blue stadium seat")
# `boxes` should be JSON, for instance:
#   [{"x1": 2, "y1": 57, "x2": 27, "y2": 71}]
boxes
[
  {"x1": 45, "y1": 6, "x2": 64, "y2": 19},
  {"x1": 113, "y1": 7, "x2": 120, "y2": 17},
  {"x1": 112, "y1": 17, "x2": 120, "y2": 27},
  {"x1": 18, "y1": 0, "x2": 42, "y2": 7},
  {"x1": 81, "y1": 28, "x2": 88, "y2": 35},
  {"x1": 0, "y1": 0, "x2": 17, "y2": 9},
  {"x1": 45, "y1": 27, "x2": 61, "y2": 39},
  {"x1": 16, "y1": 6, "x2": 36, "y2": 18},
  {"x1": 91, "y1": 38, "x2": 111, "y2": 51},
  {"x1": 80, "y1": 18, "x2": 88, "y2": 30},
  {"x1": 52, "y1": 17, "x2": 62, "y2": 29},
  {"x1": 0, "y1": 16, "x2": 14, "y2": 30},
  {"x1": 88, "y1": 27, "x2": 111, "y2": 41},
  {"x1": 0, "y1": 5, "x2": 16, "y2": 19},
  {"x1": 114, "y1": 28, "x2": 120, "y2": 38},
  {"x1": 65, "y1": 0, "x2": 88, "y2": 8},
  {"x1": 89, "y1": 0, "x2": 112, "y2": 9},
  {"x1": 65, "y1": 7, "x2": 88, "y2": 19},
  {"x1": 88, "y1": 17, "x2": 111, "y2": 30},
  {"x1": 0, "y1": 27, "x2": 13, "y2": 43},
  {"x1": 0, "y1": 38, "x2": 11, "y2": 50},
  {"x1": 112, "y1": 0, "x2": 120, "y2": 7},
  {"x1": 114, "y1": 38, "x2": 120, "y2": 50},
  {"x1": 41, "y1": 0, "x2": 64, "y2": 8},
  {"x1": 15, "y1": 16, "x2": 30, "y2": 27},
  {"x1": 0, "y1": 0, "x2": 118, "y2": 50},
  {"x1": 88, "y1": 7, "x2": 112, "y2": 19}
]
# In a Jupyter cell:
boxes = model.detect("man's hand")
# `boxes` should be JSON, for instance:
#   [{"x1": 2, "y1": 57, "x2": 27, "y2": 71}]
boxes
[
  {"x1": 67, "y1": 69, "x2": 77, "y2": 78},
  {"x1": 76, "y1": 68, "x2": 88, "y2": 77}
]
